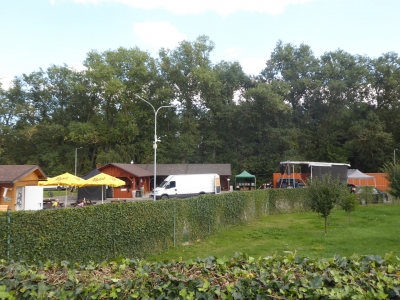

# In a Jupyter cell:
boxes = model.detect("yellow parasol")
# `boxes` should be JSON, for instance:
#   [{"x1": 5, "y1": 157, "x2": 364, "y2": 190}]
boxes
[
  {"x1": 39, "y1": 172, "x2": 87, "y2": 207},
  {"x1": 83, "y1": 172, "x2": 125, "y2": 203}
]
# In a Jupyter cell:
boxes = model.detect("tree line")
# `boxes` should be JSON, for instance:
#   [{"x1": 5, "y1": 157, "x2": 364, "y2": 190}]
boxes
[{"x1": 0, "y1": 36, "x2": 399, "y2": 179}]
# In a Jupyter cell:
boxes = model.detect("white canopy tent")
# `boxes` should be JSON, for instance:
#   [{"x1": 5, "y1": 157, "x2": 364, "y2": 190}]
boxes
[{"x1": 347, "y1": 169, "x2": 376, "y2": 187}]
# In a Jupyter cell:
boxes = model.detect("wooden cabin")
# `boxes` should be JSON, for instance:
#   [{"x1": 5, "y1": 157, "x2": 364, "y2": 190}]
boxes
[
  {"x1": 98, "y1": 163, "x2": 153, "y2": 198},
  {"x1": 0, "y1": 165, "x2": 47, "y2": 211}
]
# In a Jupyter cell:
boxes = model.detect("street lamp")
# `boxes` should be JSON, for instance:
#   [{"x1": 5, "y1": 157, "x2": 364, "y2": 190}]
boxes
[
  {"x1": 133, "y1": 94, "x2": 174, "y2": 201},
  {"x1": 75, "y1": 147, "x2": 83, "y2": 176},
  {"x1": 395, "y1": 149, "x2": 398, "y2": 164}
]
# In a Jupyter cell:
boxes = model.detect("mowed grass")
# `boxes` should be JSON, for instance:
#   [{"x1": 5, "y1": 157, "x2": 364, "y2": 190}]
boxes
[
  {"x1": 146, "y1": 204, "x2": 400, "y2": 262},
  {"x1": 43, "y1": 190, "x2": 73, "y2": 198}
]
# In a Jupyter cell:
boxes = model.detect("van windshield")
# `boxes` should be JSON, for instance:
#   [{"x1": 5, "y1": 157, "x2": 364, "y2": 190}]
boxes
[{"x1": 159, "y1": 180, "x2": 168, "y2": 188}]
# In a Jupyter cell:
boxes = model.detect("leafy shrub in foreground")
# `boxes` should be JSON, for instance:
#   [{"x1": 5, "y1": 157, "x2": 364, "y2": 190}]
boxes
[{"x1": 0, "y1": 252, "x2": 399, "y2": 299}]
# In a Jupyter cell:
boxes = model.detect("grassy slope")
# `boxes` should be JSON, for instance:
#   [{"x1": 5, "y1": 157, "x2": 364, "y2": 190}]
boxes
[{"x1": 146, "y1": 204, "x2": 400, "y2": 262}]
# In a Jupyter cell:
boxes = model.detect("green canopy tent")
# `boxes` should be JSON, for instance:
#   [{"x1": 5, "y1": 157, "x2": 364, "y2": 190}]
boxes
[{"x1": 235, "y1": 170, "x2": 256, "y2": 191}]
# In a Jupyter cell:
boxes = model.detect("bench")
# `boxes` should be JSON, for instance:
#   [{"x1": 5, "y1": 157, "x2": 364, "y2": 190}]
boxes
[
  {"x1": 0, "y1": 205, "x2": 9, "y2": 212},
  {"x1": 111, "y1": 199, "x2": 127, "y2": 203},
  {"x1": 70, "y1": 199, "x2": 97, "y2": 207}
]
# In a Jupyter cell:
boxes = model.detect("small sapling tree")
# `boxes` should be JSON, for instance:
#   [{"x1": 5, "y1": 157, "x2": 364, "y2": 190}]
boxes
[
  {"x1": 305, "y1": 174, "x2": 348, "y2": 235},
  {"x1": 338, "y1": 192, "x2": 357, "y2": 221}
]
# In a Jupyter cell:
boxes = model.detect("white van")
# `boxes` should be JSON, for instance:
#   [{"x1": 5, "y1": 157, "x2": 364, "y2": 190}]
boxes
[{"x1": 150, "y1": 174, "x2": 221, "y2": 200}]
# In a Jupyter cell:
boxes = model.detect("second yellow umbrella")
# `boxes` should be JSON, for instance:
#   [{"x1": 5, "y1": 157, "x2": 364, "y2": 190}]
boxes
[{"x1": 83, "y1": 172, "x2": 125, "y2": 203}]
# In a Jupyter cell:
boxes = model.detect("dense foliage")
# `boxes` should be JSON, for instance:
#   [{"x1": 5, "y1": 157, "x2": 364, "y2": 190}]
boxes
[
  {"x1": 0, "y1": 253, "x2": 399, "y2": 299},
  {"x1": 382, "y1": 162, "x2": 400, "y2": 199},
  {"x1": 1, "y1": 37, "x2": 398, "y2": 178},
  {"x1": 0, "y1": 190, "x2": 308, "y2": 264}
]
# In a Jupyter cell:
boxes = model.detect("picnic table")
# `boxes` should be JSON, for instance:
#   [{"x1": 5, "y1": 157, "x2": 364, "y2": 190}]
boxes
[
  {"x1": 43, "y1": 199, "x2": 64, "y2": 208},
  {"x1": 43, "y1": 198, "x2": 56, "y2": 204},
  {"x1": 110, "y1": 199, "x2": 127, "y2": 203}
]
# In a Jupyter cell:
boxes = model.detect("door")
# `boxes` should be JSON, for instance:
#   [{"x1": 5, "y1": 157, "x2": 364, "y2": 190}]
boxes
[
  {"x1": 24, "y1": 186, "x2": 43, "y2": 210},
  {"x1": 215, "y1": 177, "x2": 221, "y2": 194},
  {"x1": 168, "y1": 181, "x2": 177, "y2": 197}
]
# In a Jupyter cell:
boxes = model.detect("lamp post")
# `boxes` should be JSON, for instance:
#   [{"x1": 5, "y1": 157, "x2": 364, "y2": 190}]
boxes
[
  {"x1": 133, "y1": 94, "x2": 174, "y2": 201},
  {"x1": 395, "y1": 149, "x2": 398, "y2": 164},
  {"x1": 75, "y1": 147, "x2": 82, "y2": 176}
]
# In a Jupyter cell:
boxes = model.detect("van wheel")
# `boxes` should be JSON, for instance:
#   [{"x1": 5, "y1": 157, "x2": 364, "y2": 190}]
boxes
[{"x1": 161, "y1": 195, "x2": 169, "y2": 200}]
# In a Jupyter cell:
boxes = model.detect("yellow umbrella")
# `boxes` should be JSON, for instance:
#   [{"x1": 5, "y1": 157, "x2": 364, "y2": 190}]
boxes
[
  {"x1": 39, "y1": 172, "x2": 87, "y2": 206},
  {"x1": 83, "y1": 172, "x2": 125, "y2": 203},
  {"x1": 39, "y1": 172, "x2": 87, "y2": 187}
]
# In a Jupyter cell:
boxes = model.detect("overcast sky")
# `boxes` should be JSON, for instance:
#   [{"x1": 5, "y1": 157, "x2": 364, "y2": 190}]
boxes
[{"x1": 1, "y1": 0, "x2": 400, "y2": 88}]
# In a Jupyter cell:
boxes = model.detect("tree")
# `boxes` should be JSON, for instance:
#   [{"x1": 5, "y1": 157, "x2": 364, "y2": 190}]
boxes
[
  {"x1": 338, "y1": 192, "x2": 357, "y2": 221},
  {"x1": 305, "y1": 174, "x2": 348, "y2": 235},
  {"x1": 345, "y1": 112, "x2": 393, "y2": 172},
  {"x1": 238, "y1": 80, "x2": 296, "y2": 176},
  {"x1": 158, "y1": 36, "x2": 215, "y2": 163},
  {"x1": 381, "y1": 162, "x2": 400, "y2": 201}
]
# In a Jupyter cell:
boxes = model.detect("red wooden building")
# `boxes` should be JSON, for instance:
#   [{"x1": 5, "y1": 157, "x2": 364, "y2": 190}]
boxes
[{"x1": 98, "y1": 163, "x2": 153, "y2": 198}]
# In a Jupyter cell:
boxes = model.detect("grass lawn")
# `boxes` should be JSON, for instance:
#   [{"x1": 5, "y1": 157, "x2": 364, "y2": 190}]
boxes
[
  {"x1": 146, "y1": 204, "x2": 400, "y2": 262},
  {"x1": 43, "y1": 190, "x2": 74, "y2": 198}
]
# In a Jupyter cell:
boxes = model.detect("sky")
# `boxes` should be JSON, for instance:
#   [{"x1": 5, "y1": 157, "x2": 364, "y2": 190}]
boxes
[{"x1": 1, "y1": 0, "x2": 400, "y2": 89}]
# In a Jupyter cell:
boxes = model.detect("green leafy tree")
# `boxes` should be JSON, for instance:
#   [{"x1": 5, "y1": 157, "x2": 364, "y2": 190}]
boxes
[
  {"x1": 345, "y1": 112, "x2": 393, "y2": 172},
  {"x1": 381, "y1": 162, "x2": 400, "y2": 201},
  {"x1": 305, "y1": 174, "x2": 348, "y2": 235},
  {"x1": 338, "y1": 192, "x2": 357, "y2": 221},
  {"x1": 238, "y1": 80, "x2": 296, "y2": 175},
  {"x1": 158, "y1": 36, "x2": 215, "y2": 163},
  {"x1": 197, "y1": 61, "x2": 248, "y2": 165}
]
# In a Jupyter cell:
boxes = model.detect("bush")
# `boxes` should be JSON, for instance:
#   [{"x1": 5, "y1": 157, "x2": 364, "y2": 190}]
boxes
[
  {"x1": 0, "y1": 189, "x2": 309, "y2": 263},
  {"x1": 0, "y1": 253, "x2": 398, "y2": 299}
]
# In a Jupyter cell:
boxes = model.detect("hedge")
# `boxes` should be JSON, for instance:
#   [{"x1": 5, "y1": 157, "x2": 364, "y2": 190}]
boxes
[{"x1": 0, "y1": 189, "x2": 308, "y2": 263}]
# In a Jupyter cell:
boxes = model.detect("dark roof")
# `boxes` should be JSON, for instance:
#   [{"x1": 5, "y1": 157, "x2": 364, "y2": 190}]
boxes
[
  {"x1": 0, "y1": 165, "x2": 47, "y2": 185},
  {"x1": 99, "y1": 163, "x2": 153, "y2": 177},
  {"x1": 81, "y1": 169, "x2": 101, "y2": 180},
  {"x1": 136, "y1": 164, "x2": 231, "y2": 176}
]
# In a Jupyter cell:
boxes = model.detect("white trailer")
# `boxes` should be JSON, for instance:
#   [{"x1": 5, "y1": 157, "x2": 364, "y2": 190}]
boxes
[{"x1": 151, "y1": 174, "x2": 221, "y2": 200}]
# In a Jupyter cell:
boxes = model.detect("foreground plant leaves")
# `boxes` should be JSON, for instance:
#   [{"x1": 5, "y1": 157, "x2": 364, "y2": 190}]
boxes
[{"x1": 0, "y1": 253, "x2": 399, "y2": 299}]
